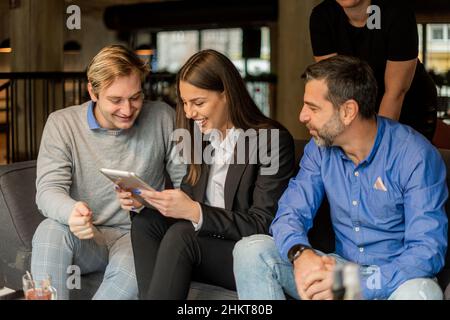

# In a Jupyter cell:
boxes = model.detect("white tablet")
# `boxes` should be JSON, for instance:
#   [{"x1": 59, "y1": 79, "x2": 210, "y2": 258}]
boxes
[{"x1": 100, "y1": 168, "x2": 155, "y2": 208}]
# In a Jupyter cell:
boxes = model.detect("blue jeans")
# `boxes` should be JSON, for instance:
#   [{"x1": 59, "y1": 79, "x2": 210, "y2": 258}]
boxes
[{"x1": 233, "y1": 234, "x2": 443, "y2": 300}]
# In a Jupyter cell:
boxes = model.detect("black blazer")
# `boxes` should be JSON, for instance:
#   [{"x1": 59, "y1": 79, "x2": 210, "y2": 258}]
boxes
[{"x1": 180, "y1": 128, "x2": 296, "y2": 241}]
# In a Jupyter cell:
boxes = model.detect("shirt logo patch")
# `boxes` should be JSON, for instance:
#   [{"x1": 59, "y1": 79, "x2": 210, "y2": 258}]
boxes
[{"x1": 373, "y1": 176, "x2": 388, "y2": 192}]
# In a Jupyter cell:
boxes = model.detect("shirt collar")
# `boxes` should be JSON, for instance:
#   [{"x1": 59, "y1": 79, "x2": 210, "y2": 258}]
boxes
[
  {"x1": 87, "y1": 100, "x2": 127, "y2": 134},
  {"x1": 337, "y1": 116, "x2": 384, "y2": 165},
  {"x1": 87, "y1": 100, "x2": 101, "y2": 130},
  {"x1": 364, "y1": 116, "x2": 384, "y2": 164},
  {"x1": 208, "y1": 127, "x2": 240, "y2": 158}
]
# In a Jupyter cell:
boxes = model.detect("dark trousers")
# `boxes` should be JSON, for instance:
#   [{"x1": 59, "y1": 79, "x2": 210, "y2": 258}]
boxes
[{"x1": 131, "y1": 208, "x2": 237, "y2": 300}]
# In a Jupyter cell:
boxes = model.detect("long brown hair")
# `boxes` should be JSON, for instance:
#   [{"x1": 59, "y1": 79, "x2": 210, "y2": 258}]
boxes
[{"x1": 176, "y1": 49, "x2": 283, "y2": 185}]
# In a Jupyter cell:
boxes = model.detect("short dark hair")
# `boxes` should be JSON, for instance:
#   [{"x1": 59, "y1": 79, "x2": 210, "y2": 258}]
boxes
[{"x1": 302, "y1": 55, "x2": 378, "y2": 119}]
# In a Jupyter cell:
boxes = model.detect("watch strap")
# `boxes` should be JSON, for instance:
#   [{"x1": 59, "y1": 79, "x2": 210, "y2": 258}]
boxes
[{"x1": 288, "y1": 244, "x2": 311, "y2": 264}]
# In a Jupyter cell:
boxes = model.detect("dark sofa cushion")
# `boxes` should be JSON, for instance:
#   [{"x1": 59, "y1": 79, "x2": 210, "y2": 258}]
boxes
[
  {"x1": 0, "y1": 161, "x2": 44, "y2": 288},
  {"x1": 0, "y1": 161, "x2": 43, "y2": 250}
]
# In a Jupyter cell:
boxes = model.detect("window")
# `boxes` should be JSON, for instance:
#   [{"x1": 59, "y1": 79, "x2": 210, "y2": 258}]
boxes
[
  {"x1": 419, "y1": 24, "x2": 450, "y2": 119},
  {"x1": 200, "y1": 28, "x2": 242, "y2": 59},
  {"x1": 156, "y1": 31, "x2": 199, "y2": 73},
  {"x1": 153, "y1": 27, "x2": 273, "y2": 116},
  {"x1": 155, "y1": 27, "x2": 271, "y2": 76},
  {"x1": 431, "y1": 25, "x2": 444, "y2": 40}
]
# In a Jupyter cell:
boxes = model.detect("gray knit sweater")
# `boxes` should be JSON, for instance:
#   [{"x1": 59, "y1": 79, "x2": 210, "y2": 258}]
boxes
[{"x1": 36, "y1": 100, "x2": 186, "y2": 229}]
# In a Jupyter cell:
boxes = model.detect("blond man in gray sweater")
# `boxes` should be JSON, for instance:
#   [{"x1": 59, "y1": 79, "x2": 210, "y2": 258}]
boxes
[{"x1": 32, "y1": 45, "x2": 186, "y2": 300}]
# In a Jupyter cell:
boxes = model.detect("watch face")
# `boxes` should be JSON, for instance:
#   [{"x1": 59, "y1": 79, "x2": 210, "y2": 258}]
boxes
[
  {"x1": 289, "y1": 245, "x2": 306, "y2": 263},
  {"x1": 289, "y1": 244, "x2": 312, "y2": 263}
]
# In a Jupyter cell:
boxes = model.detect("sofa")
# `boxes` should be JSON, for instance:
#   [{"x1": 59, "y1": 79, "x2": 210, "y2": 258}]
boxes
[{"x1": 1, "y1": 139, "x2": 449, "y2": 299}]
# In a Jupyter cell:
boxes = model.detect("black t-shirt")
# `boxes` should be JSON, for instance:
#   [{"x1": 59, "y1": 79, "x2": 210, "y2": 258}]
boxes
[{"x1": 309, "y1": 0, "x2": 436, "y2": 122}]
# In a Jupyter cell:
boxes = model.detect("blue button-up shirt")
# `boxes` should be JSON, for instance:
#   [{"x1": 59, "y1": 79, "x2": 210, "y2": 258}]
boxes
[
  {"x1": 271, "y1": 116, "x2": 448, "y2": 299},
  {"x1": 87, "y1": 100, "x2": 102, "y2": 130}
]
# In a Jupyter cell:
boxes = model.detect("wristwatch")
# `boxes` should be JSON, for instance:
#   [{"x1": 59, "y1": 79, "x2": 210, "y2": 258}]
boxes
[{"x1": 288, "y1": 244, "x2": 311, "y2": 264}]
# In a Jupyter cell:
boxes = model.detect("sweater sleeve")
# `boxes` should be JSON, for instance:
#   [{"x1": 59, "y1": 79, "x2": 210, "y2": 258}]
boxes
[{"x1": 35, "y1": 114, "x2": 77, "y2": 224}]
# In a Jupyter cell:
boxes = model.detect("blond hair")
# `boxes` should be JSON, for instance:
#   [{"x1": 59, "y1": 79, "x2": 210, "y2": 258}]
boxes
[{"x1": 87, "y1": 45, "x2": 150, "y2": 96}]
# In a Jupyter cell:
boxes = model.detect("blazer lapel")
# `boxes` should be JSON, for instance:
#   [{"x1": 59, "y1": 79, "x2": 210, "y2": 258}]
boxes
[
  {"x1": 192, "y1": 164, "x2": 210, "y2": 202},
  {"x1": 224, "y1": 132, "x2": 255, "y2": 210},
  {"x1": 224, "y1": 163, "x2": 247, "y2": 210}
]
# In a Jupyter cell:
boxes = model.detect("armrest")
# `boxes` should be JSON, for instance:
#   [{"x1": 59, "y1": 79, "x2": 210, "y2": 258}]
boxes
[{"x1": 0, "y1": 160, "x2": 45, "y2": 289}]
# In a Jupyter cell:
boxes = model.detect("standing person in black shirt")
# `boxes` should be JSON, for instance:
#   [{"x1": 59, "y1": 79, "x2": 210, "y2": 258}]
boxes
[{"x1": 310, "y1": 0, "x2": 437, "y2": 140}]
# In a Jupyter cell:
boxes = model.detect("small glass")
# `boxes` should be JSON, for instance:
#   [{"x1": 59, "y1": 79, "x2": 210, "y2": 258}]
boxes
[{"x1": 22, "y1": 272, "x2": 57, "y2": 300}]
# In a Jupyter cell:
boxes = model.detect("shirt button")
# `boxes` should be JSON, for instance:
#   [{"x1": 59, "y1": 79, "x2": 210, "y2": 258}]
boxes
[
  {"x1": 352, "y1": 200, "x2": 358, "y2": 206},
  {"x1": 359, "y1": 247, "x2": 364, "y2": 253},
  {"x1": 355, "y1": 227, "x2": 360, "y2": 232},
  {"x1": 354, "y1": 171, "x2": 359, "y2": 177}
]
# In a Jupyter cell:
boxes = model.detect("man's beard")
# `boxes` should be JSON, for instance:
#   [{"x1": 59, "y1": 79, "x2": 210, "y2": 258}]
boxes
[{"x1": 312, "y1": 112, "x2": 345, "y2": 147}]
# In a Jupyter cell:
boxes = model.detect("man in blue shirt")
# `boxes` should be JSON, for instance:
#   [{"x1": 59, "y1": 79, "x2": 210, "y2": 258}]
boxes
[{"x1": 233, "y1": 55, "x2": 448, "y2": 300}]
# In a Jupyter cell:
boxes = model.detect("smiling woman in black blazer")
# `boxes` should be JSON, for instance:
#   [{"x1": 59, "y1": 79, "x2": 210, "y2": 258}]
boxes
[{"x1": 117, "y1": 49, "x2": 296, "y2": 299}]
